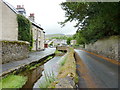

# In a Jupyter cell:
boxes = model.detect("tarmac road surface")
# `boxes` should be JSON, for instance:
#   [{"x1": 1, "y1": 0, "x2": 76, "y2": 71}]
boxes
[{"x1": 75, "y1": 49, "x2": 119, "y2": 88}]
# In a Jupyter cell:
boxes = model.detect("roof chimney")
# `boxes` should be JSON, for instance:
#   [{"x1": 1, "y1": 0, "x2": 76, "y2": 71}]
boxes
[
  {"x1": 29, "y1": 13, "x2": 35, "y2": 22},
  {"x1": 22, "y1": 5, "x2": 24, "y2": 8},
  {"x1": 17, "y1": 5, "x2": 21, "y2": 8},
  {"x1": 16, "y1": 5, "x2": 26, "y2": 15}
]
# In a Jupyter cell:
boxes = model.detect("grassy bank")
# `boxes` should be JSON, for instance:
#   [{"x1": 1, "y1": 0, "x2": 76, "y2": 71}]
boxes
[
  {"x1": 0, "y1": 75, "x2": 27, "y2": 89},
  {"x1": 57, "y1": 47, "x2": 78, "y2": 82},
  {"x1": 49, "y1": 47, "x2": 78, "y2": 88}
]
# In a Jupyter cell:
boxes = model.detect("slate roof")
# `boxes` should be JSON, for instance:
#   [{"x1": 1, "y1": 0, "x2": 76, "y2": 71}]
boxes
[
  {"x1": 2, "y1": 0, "x2": 44, "y2": 31},
  {"x1": 2, "y1": 0, "x2": 18, "y2": 14}
]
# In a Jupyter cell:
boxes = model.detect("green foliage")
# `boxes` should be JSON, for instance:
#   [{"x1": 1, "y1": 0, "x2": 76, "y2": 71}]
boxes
[
  {"x1": 29, "y1": 63, "x2": 41, "y2": 70},
  {"x1": 55, "y1": 50, "x2": 62, "y2": 55},
  {"x1": 58, "y1": 54, "x2": 67, "y2": 66},
  {"x1": 51, "y1": 36, "x2": 68, "y2": 40},
  {"x1": 67, "y1": 37, "x2": 73, "y2": 45},
  {"x1": 1, "y1": 40, "x2": 29, "y2": 45},
  {"x1": 0, "y1": 75, "x2": 27, "y2": 89},
  {"x1": 39, "y1": 71, "x2": 56, "y2": 88},
  {"x1": 28, "y1": 56, "x2": 53, "y2": 70},
  {"x1": 60, "y1": 58, "x2": 67, "y2": 66},
  {"x1": 17, "y1": 14, "x2": 33, "y2": 48},
  {"x1": 46, "y1": 56, "x2": 53, "y2": 61},
  {"x1": 74, "y1": 74, "x2": 79, "y2": 84},
  {"x1": 60, "y1": 2, "x2": 120, "y2": 44},
  {"x1": 49, "y1": 42, "x2": 53, "y2": 46}
]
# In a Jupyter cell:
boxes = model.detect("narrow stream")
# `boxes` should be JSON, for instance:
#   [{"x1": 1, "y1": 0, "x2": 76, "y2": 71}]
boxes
[
  {"x1": 18, "y1": 55, "x2": 62, "y2": 89},
  {"x1": 33, "y1": 56, "x2": 62, "y2": 88},
  {"x1": 20, "y1": 65, "x2": 44, "y2": 88}
]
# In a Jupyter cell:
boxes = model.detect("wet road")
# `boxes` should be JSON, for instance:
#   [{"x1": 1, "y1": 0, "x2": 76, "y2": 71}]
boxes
[{"x1": 75, "y1": 49, "x2": 119, "y2": 88}]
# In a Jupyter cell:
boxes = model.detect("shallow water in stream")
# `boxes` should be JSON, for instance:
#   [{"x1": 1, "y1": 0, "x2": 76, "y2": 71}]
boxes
[
  {"x1": 19, "y1": 56, "x2": 62, "y2": 89},
  {"x1": 33, "y1": 56, "x2": 62, "y2": 88}
]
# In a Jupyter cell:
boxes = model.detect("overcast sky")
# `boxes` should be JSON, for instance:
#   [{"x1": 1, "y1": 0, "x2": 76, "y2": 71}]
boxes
[{"x1": 5, "y1": 0, "x2": 77, "y2": 35}]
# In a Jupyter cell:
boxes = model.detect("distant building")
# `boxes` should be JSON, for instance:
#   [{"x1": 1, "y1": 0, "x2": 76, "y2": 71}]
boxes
[
  {"x1": 70, "y1": 40, "x2": 76, "y2": 45},
  {"x1": 53, "y1": 39, "x2": 67, "y2": 46}
]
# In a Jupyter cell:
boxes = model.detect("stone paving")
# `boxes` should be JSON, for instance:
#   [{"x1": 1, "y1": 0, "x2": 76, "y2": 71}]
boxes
[{"x1": 0, "y1": 48, "x2": 56, "y2": 76}]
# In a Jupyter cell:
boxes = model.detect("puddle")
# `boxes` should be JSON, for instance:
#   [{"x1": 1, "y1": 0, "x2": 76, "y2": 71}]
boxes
[{"x1": 33, "y1": 56, "x2": 62, "y2": 88}]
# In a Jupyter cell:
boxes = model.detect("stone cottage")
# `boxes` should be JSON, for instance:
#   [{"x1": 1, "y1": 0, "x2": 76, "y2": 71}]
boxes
[
  {"x1": 1, "y1": 0, "x2": 45, "y2": 51},
  {"x1": 0, "y1": 0, "x2": 45, "y2": 63},
  {"x1": 29, "y1": 13, "x2": 45, "y2": 51},
  {"x1": 0, "y1": 0, "x2": 29, "y2": 63}
]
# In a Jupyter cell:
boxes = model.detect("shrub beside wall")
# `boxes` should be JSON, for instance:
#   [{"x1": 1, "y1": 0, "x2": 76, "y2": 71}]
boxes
[
  {"x1": 1, "y1": 40, "x2": 29, "y2": 64},
  {"x1": 17, "y1": 14, "x2": 33, "y2": 49}
]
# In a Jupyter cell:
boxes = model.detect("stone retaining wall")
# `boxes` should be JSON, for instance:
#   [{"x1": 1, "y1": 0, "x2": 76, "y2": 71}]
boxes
[
  {"x1": 1, "y1": 40, "x2": 29, "y2": 64},
  {"x1": 56, "y1": 46, "x2": 68, "y2": 51},
  {"x1": 85, "y1": 36, "x2": 120, "y2": 61}
]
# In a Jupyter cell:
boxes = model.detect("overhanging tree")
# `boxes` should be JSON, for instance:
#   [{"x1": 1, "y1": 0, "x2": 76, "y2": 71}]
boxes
[{"x1": 59, "y1": 2, "x2": 120, "y2": 44}]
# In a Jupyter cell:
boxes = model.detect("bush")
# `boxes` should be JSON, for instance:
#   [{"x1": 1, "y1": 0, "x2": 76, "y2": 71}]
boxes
[{"x1": 17, "y1": 14, "x2": 33, "y2": 49}]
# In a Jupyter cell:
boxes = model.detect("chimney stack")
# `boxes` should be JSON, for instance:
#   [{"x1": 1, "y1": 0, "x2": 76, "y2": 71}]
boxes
[
  {"x1": 16, "y1": 5, "x2": 26, "y2": 15},
  {"x1": 17, "y1": 5, "x2": 21, "y2": 8},
  {"x1": 17, "y1": 5, "x2": 24, "y2": 9},
  {"x1": 29, "y1": 13, "x2": 35, "y2": 22}
]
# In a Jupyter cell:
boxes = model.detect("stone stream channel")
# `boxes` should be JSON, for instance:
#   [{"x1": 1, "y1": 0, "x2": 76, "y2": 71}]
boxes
[{"x1": 20, "y1": 55, "x2": 63, "y2": 89}]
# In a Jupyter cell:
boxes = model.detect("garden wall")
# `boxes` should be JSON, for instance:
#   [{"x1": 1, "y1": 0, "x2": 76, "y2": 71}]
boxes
[
  {"x1": 85, "y1": 36, "x2": 120, "y2": 61},
  {"x1": 1, "y1": 40, "x2": 29, "y2": 64}
]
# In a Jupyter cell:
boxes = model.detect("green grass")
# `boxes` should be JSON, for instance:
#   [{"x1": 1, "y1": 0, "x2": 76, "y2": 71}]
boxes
[
  {"x1": 29, "y1": 63, "x2": 41, "y2": 70},
  {"x1": 0, "y1": 75, "x2": 27, "y2": 89},
  {"x1": 39, "y1": 71, "x2": 56, "y2": 88},
  {"x1": 55, "y1": 50, "x2": 62, "y2": 54},
  {"x1": 60, "y1": 56, "x2": 67, "y2": 66},
  {"x1": 57, "y1": 47, "x2": 77, "y2": 79},
  {"x1": 28, "y1": 56, "x2": 53, "y2": 70},
  {"x1": 46, "y1": 56, "x2": 53, "y2": 61}
]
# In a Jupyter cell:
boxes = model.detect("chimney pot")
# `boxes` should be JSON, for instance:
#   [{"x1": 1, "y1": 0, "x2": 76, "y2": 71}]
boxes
[
  {"x1": 17, "y1": 5, "x2": 24, "y2": 8},
  {"x1": 30, "y1": 13, "x2": 34, "y2": 17},
  {"x1": 22, "y1": 5, "x2": 24, "y2": 8},
  {"x1": 29, "y1": 13, "x2": 35, "y2": 22}
]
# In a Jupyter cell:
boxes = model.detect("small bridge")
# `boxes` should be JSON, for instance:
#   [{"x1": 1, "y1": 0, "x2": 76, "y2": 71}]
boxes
[{"x1": 56, "y1": 46, "x2": 68, "y2": 52}]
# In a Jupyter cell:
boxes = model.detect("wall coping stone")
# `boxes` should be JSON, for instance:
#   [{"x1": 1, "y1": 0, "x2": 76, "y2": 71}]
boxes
[{"x1": 0, "y1": 40, "x2": 30, "y2": 45}]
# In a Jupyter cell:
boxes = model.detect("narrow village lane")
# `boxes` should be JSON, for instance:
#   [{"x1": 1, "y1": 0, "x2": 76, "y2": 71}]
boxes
[
  {"x1": 75, "y1": 49, "x2": 119, "y2": 88},
  {"x1": 1, "y1": 48, "x2": 56, "y2": 76}
]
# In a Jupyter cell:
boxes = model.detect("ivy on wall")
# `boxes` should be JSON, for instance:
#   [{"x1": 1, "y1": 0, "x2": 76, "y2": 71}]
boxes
[{"x1": 17, "y1": 14, "x2": 33, "y2": 49}]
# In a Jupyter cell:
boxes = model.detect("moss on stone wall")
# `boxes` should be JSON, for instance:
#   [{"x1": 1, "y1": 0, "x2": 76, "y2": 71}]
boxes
[
  {"x1": 17, "y1": 14, "x2": 33, "y2": 49},
  {"x1": 0, "y1": 75, "x2": 27, "y2": 88},
  {"x1": 1, "y1": 40, "x2": 29, "y2": 45}
]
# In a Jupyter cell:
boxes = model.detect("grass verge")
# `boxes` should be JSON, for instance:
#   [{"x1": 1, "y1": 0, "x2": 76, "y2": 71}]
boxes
[
  {"x1": 0, "y1": 75, "x2": 27, "y2": 89},
  {"x1": 49, "y1": 47, "x2": 78, "y2": 88},
  {"x1": 55, "y1": 50, "x2": 63, "y2": 55},
  {"x1": 57, "y1": 47, "x2": 78, "y2": 82},
  {"x1": 39, "y1": 71, "x2": 56, "y2": 88}
]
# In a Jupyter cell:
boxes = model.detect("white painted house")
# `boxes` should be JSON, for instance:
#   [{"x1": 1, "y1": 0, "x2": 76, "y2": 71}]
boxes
[{"x1": 70, "y1": 40, "x2": 77, "y2": 45}]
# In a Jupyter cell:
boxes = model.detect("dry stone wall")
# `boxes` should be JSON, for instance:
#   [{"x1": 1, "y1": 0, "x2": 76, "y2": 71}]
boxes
[
  {"x1": 1, "y1": 40, "x2": 29, "y2": 64},
  {"x1": 85, "y1": 36, "x2": 120, "y2": 61}
]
